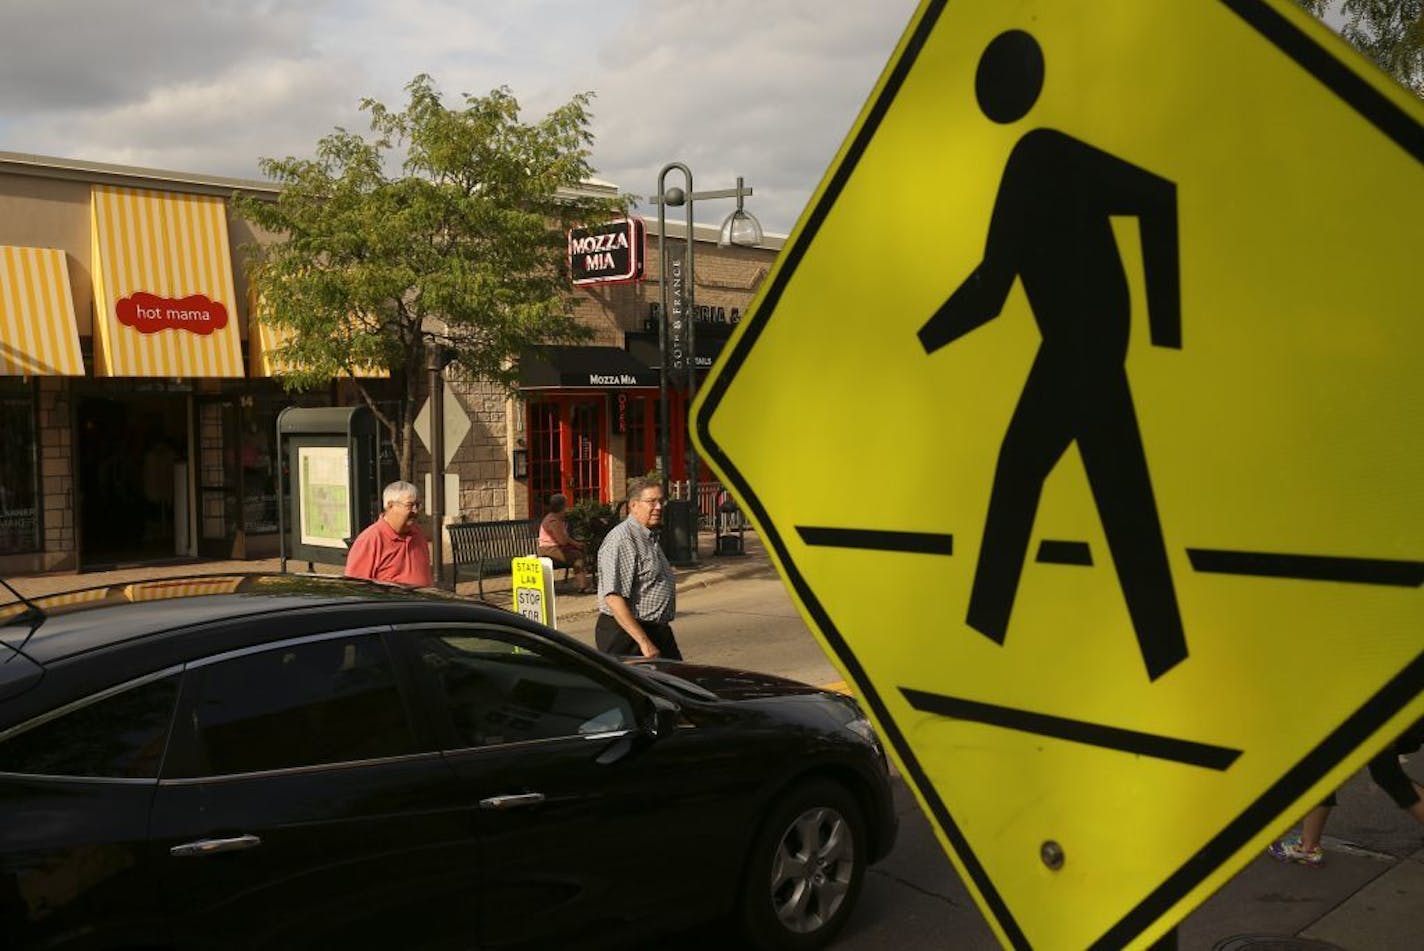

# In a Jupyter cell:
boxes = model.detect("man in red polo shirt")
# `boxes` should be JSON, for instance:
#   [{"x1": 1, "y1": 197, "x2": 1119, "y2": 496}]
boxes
[{"x1": 344, "y1": 481, "x2": 432, "y2": 587}]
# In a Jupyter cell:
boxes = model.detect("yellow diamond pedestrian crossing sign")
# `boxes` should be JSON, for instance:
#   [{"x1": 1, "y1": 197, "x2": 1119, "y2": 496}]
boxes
[{"x1": 692, "y1": 1, "x2": 1423, "y2": 948}]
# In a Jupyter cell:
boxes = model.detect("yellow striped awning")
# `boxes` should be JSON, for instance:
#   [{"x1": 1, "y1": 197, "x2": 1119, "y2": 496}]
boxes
[
  {"x1": 90, "y1": 185, "x2": 244, "y2": 377},
  {"x1": 0, "y1": 246, "x2": 84, "y2": 375},
  {"x1": 249, "y1": 298, "x2": 388, "y2": 379}
]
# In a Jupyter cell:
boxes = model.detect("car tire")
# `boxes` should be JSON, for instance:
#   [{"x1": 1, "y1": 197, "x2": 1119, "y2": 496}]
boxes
[{"x1": 739, "y1": 778, "x2": 867, "y2": 951}]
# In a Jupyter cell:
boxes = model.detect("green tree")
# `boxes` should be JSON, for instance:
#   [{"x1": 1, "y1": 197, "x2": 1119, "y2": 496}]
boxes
[
  {"x1": 237, "y1": 74, "x2": 629, "y2": 479},
  {"x1": 1295, "y1": 0, "x2": 1423, "y2": 96}
]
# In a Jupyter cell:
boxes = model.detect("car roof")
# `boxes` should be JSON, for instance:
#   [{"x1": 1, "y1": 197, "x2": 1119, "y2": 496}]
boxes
[{"x1": 0, "y1": 573, "x2": 460, "y2": 666}]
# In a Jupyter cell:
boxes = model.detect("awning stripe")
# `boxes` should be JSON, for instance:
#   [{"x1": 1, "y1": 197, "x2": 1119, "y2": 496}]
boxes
[
  {"x1": 199, "y1": 196, "x2": 223, "y2": 376},
  {"x1": 0, "y1": 245, "x2": 84, "y2": 375},
  {"x1": 91, "y1": 185, "x2": 244, "y2": 377},
  {"x1": 146, "y1": 186, "x2": 182, "y2": 376},
  {"x1": 34, "y1": 250, "x2": 74, "y2": 372},
  {"x1": 104, "y1": 186, "x2": 130, "y2": 372},
  {"x1": 210, "y1": 187, "x2": 239, "y2": 377},
  {"x1": 90, "y1": 218, "x2": 109, "y2": 373},
  {"x1": 1, "y1": 251, "x2": 37, "y2": 370}
]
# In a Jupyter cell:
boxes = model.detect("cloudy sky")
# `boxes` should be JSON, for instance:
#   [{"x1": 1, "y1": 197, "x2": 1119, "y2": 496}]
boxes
[{"x1": 0, "y1": 0, "x2": 925, "y2": 236}]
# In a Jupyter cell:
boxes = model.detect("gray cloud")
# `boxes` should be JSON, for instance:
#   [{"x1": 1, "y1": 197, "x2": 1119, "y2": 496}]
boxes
[
  {"x1": 580, "y1": 1, "x2": 917, "y2": 233},
  {"x1": 7, "y1": 58, "x2": 364, "y2": 179},
  {"x1": 0, "y1": 0, "x2": 315, "y2": 115},
  {"x1": 0, "y1": 0, "x2": 919, "y2": 232}
]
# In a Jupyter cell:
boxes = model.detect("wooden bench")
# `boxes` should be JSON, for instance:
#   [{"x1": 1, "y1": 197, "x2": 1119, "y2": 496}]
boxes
[{"x1": 447, "y1": 519, "x2": 571, "y2": 599}]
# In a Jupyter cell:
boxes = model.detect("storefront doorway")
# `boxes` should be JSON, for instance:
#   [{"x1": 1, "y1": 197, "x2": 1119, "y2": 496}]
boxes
[
  {"x1": 77, "y1": 392, "x2": 190, "y2": 567},
  {"x1": 527, "y1": 396, "x2": 606, "y2": 516}
]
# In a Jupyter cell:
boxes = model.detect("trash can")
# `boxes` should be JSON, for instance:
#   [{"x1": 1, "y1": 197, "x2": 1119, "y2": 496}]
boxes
[
  {"x1": 660, "y1": 499, "x2": 697, "y2": 567},
  {"x1": 715, "y1": 491, "x2": 744, "y2": 556}
]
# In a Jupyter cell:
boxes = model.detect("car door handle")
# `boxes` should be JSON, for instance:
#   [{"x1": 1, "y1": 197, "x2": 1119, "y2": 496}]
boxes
[
  {"x1": 478, "y1": 793, "x2": 546, "y2": 811},
  {"x1": 170, "y1": 834, "x2": 263, "y2": 857}
]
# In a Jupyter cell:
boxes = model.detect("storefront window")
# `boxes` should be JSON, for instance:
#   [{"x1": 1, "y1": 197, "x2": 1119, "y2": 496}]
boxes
[
  {"x1": 625, "y1": 397, "x2": 648, "y2": 477},
  {"x1": 238, "y1": 401, "x2": 278, "y2": 535},
  {"x1": 528, "y1": 402, "x2": 563, "y2": 516},
  {"x1": 622, "y1": 392, "x2": 682, "y2": 481},
  {"x1": 0, "y1": 384, "x2": 40, "y2": 555},
  {"x1": 239, "y1": 389, "x2": 332, "y2": 536},
  {"x1": 569, "y1": 402, "x2": 602, "y2": 505}
]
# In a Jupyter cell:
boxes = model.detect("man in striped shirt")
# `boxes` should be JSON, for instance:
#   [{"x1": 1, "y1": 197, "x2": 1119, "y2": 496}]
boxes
[{"x1": 596, "y1": 476, "x2": 681, "y2": 660}]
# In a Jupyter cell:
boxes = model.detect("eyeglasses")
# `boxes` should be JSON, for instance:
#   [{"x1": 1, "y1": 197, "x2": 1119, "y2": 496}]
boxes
[
  {"x1": 394, "y1": 499, "x2": 421, "y2": 511},
  {"x1": 635, "y1": 496, "x2": 666, "y2": 508}
]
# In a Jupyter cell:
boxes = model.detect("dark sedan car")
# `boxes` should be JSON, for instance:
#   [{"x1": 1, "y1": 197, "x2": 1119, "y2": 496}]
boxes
[{"x1": 0, "y1": 574, "x2": 895, "y2": 950}]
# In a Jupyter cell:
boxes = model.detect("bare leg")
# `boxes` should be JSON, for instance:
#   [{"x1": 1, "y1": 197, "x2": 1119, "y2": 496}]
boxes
[
  {"x1": 1299, "y1": 804, "x2": 1333, "y2": 851},
  {"x1": 1405, "y1": 783, "x2": 1424, "y2": 824}
]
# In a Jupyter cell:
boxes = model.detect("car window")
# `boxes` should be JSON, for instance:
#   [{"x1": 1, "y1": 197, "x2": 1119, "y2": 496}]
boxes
[
  {"x1": 414, "y1": 630, "x2": 635, "y2": 749},
  {"x1": 0, "y1": 673, "x2": 179, "y2": 779},
  {"x1": 171, "y1": 632, "x2": 416, "y2": 778}
]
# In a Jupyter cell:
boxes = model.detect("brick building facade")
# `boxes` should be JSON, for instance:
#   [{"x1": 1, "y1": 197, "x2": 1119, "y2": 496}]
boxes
[{"x1": 0, "y1": 151, "x2": 781, "y2": 576}]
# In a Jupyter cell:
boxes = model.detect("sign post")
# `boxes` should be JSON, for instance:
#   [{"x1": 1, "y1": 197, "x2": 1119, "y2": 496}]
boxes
[{"x1": 693, "y1": 2, "x2": 1424, "y2": 948}]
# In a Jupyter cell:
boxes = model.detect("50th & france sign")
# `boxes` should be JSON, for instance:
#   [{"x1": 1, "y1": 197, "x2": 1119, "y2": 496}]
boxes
[{"x1": 693, "y1": 1, "x2": 1423, "y2": 948}]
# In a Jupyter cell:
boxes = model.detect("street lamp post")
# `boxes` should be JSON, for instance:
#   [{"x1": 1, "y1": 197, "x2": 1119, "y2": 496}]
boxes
[
  {"x1": 426, "y1": 337, "x2": 446, "y2": 585},
  {"x1": 652, "y1": 164, "x2": 761, "y2": 565}
]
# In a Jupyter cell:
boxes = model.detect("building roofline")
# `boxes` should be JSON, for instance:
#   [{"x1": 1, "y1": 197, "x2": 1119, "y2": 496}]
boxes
[
  {"x1": 640, "y1": 214, "x2": 786, "y2": 251},
  {"x1": 0, "y1": 150, "x2": 786, "y2": 249},
  {"x1": 0, "y1": 150, "x2": 279, "y2": 198}
]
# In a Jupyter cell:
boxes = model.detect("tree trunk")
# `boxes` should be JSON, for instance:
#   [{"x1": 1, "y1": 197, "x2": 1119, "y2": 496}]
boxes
[{"x1": 398, "y1": 345, "x2": 420, "y2": 483}]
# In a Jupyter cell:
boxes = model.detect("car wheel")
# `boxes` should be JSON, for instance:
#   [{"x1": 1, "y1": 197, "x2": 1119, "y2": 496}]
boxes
[{"x1": 739, "y1": 779, "x2": 866, "y2": 951}]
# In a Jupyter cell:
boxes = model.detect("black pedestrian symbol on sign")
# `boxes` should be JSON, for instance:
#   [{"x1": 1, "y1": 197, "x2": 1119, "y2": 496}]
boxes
[{"x1": 919, "y1": 30, "x2": 1187, "y2": 681}]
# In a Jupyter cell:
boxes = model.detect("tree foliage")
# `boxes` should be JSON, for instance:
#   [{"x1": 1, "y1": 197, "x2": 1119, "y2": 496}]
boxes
[
  {"x1": 1295, "y1": 0, "x2": 1423, "y2": 95},
  {"x1": 237, "y1": 75, "x2": 629, "y2": 479}
]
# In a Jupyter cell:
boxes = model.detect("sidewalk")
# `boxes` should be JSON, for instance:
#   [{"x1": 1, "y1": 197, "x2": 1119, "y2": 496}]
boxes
[
  {"x1": 3, "y1": 528, "x2": 778, "y2": 610},
  {"x1": 468, "y1": 529, "x2": 778, "y2": 622},
  {"x1": 1182, "y1": 809, "x2": 1424, "y2": 950}
]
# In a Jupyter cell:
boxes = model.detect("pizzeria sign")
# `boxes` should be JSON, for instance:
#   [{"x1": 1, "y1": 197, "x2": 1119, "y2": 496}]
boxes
[{"x1": 568, "y1": 218, "x2": 645, "y2": 286}]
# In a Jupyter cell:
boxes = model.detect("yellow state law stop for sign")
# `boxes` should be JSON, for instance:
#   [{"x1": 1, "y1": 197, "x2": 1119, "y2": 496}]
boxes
[{"x1": 693, "y1": 1, "x2": 1424, "y2": 948}]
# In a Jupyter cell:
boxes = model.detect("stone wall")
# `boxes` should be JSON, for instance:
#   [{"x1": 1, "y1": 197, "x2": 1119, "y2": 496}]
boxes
[
  {"x1": 38, "y1": 377, "x2": 75, "y2": 571},
  {"x1": 446, "y1": 377, "x2": 514, "y2": 522}
]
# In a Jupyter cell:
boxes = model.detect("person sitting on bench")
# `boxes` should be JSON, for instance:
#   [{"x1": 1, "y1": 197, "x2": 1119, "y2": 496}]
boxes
[{"x1": 537, "y1": 494, "x2": 589, "y2": 593}]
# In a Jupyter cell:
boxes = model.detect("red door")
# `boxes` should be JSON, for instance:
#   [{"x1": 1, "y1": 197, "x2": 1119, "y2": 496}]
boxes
[{"x1": 526, "y1": 397, "x2": 606, "y2": 515}]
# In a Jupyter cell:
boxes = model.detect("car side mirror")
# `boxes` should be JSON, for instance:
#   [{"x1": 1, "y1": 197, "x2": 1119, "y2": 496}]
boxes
[
  {"x1": 595, "y1": 696, "x2": 681, "y2": 766},
  {"x1": 646, "y1": 695, "x2": 681, "y2": 740}
]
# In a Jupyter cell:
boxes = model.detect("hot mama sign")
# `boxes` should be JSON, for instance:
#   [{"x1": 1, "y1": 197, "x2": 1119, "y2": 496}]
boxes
[{"x1": 117, "y1": 292, "x2": 229, "y2": 335}]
